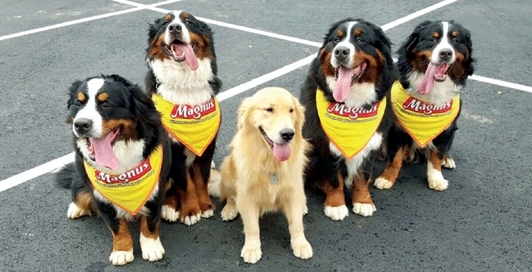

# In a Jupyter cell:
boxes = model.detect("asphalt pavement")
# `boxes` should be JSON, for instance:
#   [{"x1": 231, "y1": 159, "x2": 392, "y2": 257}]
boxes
[{"x1": 0, "y1": 0, "x2": 531, "y2": 271}]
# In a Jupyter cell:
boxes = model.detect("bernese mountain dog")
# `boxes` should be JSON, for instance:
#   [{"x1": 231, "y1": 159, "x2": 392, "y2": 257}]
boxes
[
  {"x1": 300, "y1": 18, "x2": 397, "y2": 221},
  {"x1": 55, "y1": 74, "x2": 172, "y2": 265},
  {"x1": 374, "y1": 20, "x2": 474, "y2": 191},
  {"x1": 145, "y1": 10, "x2": 222, "y2": 226}
]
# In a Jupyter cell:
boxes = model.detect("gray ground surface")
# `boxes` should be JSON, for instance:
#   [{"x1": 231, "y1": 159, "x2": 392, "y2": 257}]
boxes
[{"x1": 1, "y1": 0, "x2": 531, "y2": 271}]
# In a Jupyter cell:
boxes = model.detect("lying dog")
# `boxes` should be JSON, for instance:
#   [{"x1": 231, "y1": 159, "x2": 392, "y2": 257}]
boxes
[
  {"x1": 210, "y1": 87, "x2": 313, "y2": 264},
  {"x1": 375, "y1": 20, "x2": 475, "y2": 191},
  {"x1": 55, "y1": 74, "x2": 171, "y2": 265}
]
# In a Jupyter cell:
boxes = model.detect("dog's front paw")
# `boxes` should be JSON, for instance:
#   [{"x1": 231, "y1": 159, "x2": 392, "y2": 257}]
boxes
[
  {"x1": 201, "y1": 208, "x2": 214, "y2": 218},
  {"x1": 292, "y1": 239, "x2": 313, "y2": 260},
  {"x1": 109, "y1": 250, "x2": 134, "y2": 266},
  {"x1": 352, "y1": 202, "x2": 376, "y2": 217},
  {"x1": 67, "y1": 202, "x2": 91, "y2": 219},
  {"x1": 161, "y1": 205, "x2": 179, "y2": 222},
  {"x1": 324, "y1": 205, "x2": 349, "y2": 221},
  {"x1": 374, "y1": 177, "x2": 394, "y2": 189},
  {"x1": 181, "y1": 213, "x2": 201, "y2": 226},
  {"x1": 221, "y1": 203, "x2": 238, "y2": 221},
  {"x1": 427, "y1": 172, "x2": 449, "y2": 191},
  {"x1": 241, "y1": 244, "x2": 262, "y2": 264},
  {"x1": 441, "y1": 156, "x2": 456, "y2": 169},
  {"x1": 139, "y1": 234, "x2": 165, "y2": 262}
]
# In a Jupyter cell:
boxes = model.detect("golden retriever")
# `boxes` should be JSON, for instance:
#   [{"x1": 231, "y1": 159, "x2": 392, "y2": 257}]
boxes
[{"x1": 210, "y1": 87, "x2": 313, "y2": 264}]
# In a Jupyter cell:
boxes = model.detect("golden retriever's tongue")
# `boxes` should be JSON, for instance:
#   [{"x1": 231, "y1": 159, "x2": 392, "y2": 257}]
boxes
[
  {"x1": 333, "y1": 66, "x2": 354, "y2": 102},
  {"x1": 418, "y1": 63, "x2": 446, "y2": 95},
  {"x1": 273, "y1": 143, "x2": 291, "y2": 162},
  {"x1": 90, "y1": 133, "x2": 119, "y2": 170},
  {"x1": 172, "y1": 43, "x2": 199, "y2": 70}
]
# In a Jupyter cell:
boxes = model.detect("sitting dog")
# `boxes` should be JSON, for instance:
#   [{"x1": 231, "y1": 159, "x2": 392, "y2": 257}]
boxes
[
  {"x1": 210, "y1": 87, "x2": 313, "y2": 264},
  {"x1": 374, "y1": 20, "x2": 475, "y2": 191},
  {"x1": 55, "y1": 74, "x2": 171, "y2": 265}
]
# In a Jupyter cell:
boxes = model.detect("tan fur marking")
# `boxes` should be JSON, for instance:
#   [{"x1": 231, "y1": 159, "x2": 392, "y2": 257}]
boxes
[
  {"x1": 352, "y1": 174, "x2": 373, "y2": 204},
  {"x1": 189, "y1": 33, "x2": 212, "y2": 60},
  {"x1": 97, "y1": 92, "x2": 108, "y2": 102},
  {"x1": 451, "y1": 31, "x2": 458, "y2": 37},
  {"x1": 191, "y1": 165, "x2": 214, "y2": 212},
  {"x1": 322, "y1": 173, "x2": 346, "y2": 207},
  {"x1": 433, "y1": 32, "x2": 440, "y2": 39},
  {"x1": 164, "y1": 14, "x2": 172, "y2": 21},
  {"x1": 428, "y1": 150, "x2": 442, "y2": 172},
  {"x1": 139, "y1": 216, "x2": 159, "y2": 240},
  {"x1": 177, "y1": 172, "x2": 201, "y2": 220},
  {"x1": 320, "y1": 49, "x2": 335, "y2": 78},
  {"x1": 111, "y1": 218, "x2": 133, "y2": 252},
  {"x1": 101, "y1": 119, "x2": 137, "y2": 141},
  {"x1": 74, "y1": 191, "x2": 97, "y2": 216},
  {"x1": 378, "y1": 146, "x2": 405, "y2": 184},
  {"x1": 354, "y1": 28, "x2": 362, "y2": 36},
  {"x1": 150, "y1": 35, "x2": 167, "y2": 60},
  {"x1": 77, "y1": 92, "x2": 86, "y2": 102},
  {"x1": 337, "y1": 29, "x2": 344, "y2": 38}
]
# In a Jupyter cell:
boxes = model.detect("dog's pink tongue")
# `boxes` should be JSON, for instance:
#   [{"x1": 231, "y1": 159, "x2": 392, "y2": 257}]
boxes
[
  {"x1": 418, "y1": 63, "x2": 446, "y2": 95},
  {"x1": 273, "y1": 143, "x2": 291, "y2": 162},
  {"x1": 90, "y1": 133, "x2": 119, "y2": 170},
  {"x1": 172, "y1": 43, "x2": 199, "y2": 70},
  {"x1": 333, "y1": 66, "x2": 354, "y2": 102}
]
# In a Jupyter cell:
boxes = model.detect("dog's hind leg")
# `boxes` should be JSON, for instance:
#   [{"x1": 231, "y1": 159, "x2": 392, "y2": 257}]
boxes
[{"x1": 375, "y1": 146, "x2": 405, "y2": 189}]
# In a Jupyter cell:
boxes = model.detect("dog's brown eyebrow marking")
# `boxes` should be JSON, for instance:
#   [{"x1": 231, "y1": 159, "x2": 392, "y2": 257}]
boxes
[
  {"x1": 97, "y1": 92, "x2": 108, "y2": 102},
  {"x1": 354, "y1": 28, "x2": 362, "y2": 36},
  {"x1": 164, "y1": 14, "x2": 172, "y2": 21},
  {"x1": 182, "y1": 12, "x2": 189, "y2": 19},
  {"x1": 433, "y1": 32, "x2": 440, "y2": 38},
  {"x1": 77, "y1": 92, "x2": 86, "y2": 102},
  {"x1": 451, "y1": 31, "x2": 458, "y2": 37},
  {"x1": 337, "y1": 29, "x2": 344, "y2": 38}
]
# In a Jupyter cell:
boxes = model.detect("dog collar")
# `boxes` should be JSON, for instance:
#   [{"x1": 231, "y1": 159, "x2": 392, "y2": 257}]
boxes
[
  {"x1": 316, "y1": 88, "x2": 386, "y2": 159},
  {"x1": 391, "y1": 81, "x2": 460, "y2": 147},
  {"x1": 152, "y1": 94, "x2": 221, "y2": 156},
  {"x1": 83, "y1": 145, "x2": 163, "y2": 216}
]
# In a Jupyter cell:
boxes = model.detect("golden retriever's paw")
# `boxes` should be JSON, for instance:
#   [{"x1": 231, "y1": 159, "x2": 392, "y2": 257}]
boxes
[
  {"x1": 221, "y1": 204, "x2": 238, "y2": 221},
  {"x1": 324, "y1": 205, "x2": 349, "y2": 221},
  {"x1": 201, "y1": 209, "x2": 214, "y2": 218},
  {"x1": 441, "y1": 156, "x2": 456, "y2": 169},
  {"x1": 181, "y1": 213, "x2": 201, "y2": 226},
  {"x1": 241, "y1": 245, "x2": 262, "y2": 264},
  {"x1": 352, "y1": 203, "x2": 376, "y2": 217},
  {"x1": 109, "y1": 250, "x2": 134, "y2": 266},
  {"x1": 67, "y1": 202, "x2": 91, "y2": 219},
  {"x1": 292, "y1": 240, "x2": 313, "y2": 259},
  {"x1": 140, "y1": 234, "x2": 165, "y2": 262},
  {"x1": 161, "y1": 205, "x2": 179, "y2": 222},
  {"x1": 373, "y1": 177, "x2": 394, "y2": 189}
]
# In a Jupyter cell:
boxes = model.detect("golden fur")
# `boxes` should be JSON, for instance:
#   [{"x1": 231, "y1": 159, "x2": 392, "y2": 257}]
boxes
[{"x1": 211, "y1": 87, "x2": 313, "y2": 264}]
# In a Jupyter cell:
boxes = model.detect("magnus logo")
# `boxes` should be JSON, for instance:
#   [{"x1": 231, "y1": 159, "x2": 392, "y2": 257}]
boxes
[
  {"x1": 170, "y1": 99, "x2": 216, "y2": 119},
  {"x1": 95, "y1": 160, "x2": 151, "y2": 184},
  {"x1": 327, "y1": 101, "x2": 380, "y2": 120},
  {"x1": 403, "y1": 97, "x2": 452, "y2": 115}
]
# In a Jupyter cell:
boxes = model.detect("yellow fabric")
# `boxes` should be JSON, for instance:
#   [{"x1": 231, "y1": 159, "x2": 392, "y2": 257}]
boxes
[
  {"x1": 152, "y1": 94, "x2": 220, "y2": 156},
  {"x1": 84, "y1": 145, "x2": 163, "y2": 216},
  {"x1": 391, "y1": 81, "x2": 460, "y2": 147},
  {"x1": 316, "y1": 88, "x2": 386, "y2": 159}
]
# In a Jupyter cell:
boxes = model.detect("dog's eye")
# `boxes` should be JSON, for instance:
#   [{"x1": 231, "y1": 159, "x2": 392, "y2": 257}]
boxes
[
  {"x1": 429, "y1": 37, "x2": 437, "y2": 43},
  {"x1": 451, "y1": 37, "x2": 458, "y2": 44},
  {"x1": 74, "y1": 101, "x2": 83, "y2": 108},
  {"x1": 265, "y1": 107, "x2": 274, "y2": 113},
  {"x1": 355, "y1": 38, "x2": 365, "y2": 44},
  {"x1": 333, "y1": 38, "x2": 340, "y2": 43},
  {"x1": 100, "y1": 101, "x2": 111, "y2": 110},
  {"x1": 289, "y1": 108, "x2": 294, "y2": 113},
  {"x1": 184, "y1": 19, "x2": 191, "y2": 24}
]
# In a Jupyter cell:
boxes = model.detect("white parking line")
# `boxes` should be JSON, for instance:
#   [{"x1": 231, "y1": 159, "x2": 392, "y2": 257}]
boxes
[{"x1": 0, "y1": 0, "x2": 530, "y2": 193}]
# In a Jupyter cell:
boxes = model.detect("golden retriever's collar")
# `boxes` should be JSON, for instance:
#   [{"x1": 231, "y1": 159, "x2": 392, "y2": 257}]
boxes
[
  {"x1": 391, "y1": 81, "x2": 460, "y2": 147},
  {"x1": 316, "y1": 88, "x2": 386, "y2": 159},
  {"x1": 83, "y1": 145, "x2": 163, "y2": 216},
  {"x1": 152, "y1": 94, "x2": 220, "y2": 156}
]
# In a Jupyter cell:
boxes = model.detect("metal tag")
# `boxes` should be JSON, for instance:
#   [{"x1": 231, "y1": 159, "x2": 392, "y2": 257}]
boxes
[{"x1": 270, "y1": 173, "x2": 278, "y2": 184}]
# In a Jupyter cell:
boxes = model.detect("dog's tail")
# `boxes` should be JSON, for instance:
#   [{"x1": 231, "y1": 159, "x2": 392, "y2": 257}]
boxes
[
  {"x1": 208, "y1": 163, "x2": 222, "y2": 198},
  {"x1": 54, "y1": 162, "x2": 78, "y2": 189}
]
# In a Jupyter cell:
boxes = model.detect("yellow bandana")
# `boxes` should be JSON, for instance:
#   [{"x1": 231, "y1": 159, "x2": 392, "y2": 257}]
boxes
[
  {"x1": 84, "y1": 145, "x2": 163, "y2": 216},
  {"x1": 316, "y1": 88, "x2": 386, "y2": 159},
  {"x1": 391, "y1": 81, "x2": 460, "y2": 147},
  {"x1": 152, "y1": 94, "x2": 221, "y2": 156}
]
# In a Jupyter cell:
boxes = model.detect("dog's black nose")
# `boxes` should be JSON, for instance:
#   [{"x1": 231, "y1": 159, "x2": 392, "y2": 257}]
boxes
[
  {"x1": 280, "y1": 128, "x2": 295, "y2": 142},
  {"x1": 74, "y1": 118, "x2": 93, "y2": 134},
  {"x1": 168, "y1": 23, "x2": 182, "y2": 34},
  {"x1": 439, "y1": 49, "x2": 453, "y2": 61},
  {"x1": 334, "y1": 46, "x2": 350, "y2": 60}
]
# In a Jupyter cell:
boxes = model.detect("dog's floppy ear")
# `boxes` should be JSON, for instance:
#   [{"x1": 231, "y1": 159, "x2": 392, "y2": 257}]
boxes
[
  {"x1": 401, "y1": 20, "x2": 432, "y2": 54},
  {"x1": 237, "y1": 96, "x2": 254, "y2": 130},
  {"x1": 291, "y1": 96, "x2": 306, "y2": 133}
]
